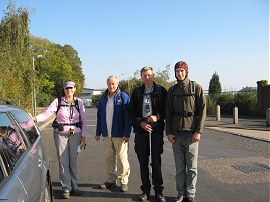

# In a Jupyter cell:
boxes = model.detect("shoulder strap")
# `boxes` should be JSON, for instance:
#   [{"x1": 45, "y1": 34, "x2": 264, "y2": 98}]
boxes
[
  {"x1": 74, "y1": 99, "x2": 80, "y2": 113},
  {"x1": 172, "y1": 81, "x2": 196, "y2": 97},
  {"x1": 74, "y1": 99, "x2": 81, "y2": 121},
  {"x1": 117, "y1": 90, "x2": 123, "y2": 104},
  {"x1": 56, "y1": 97, "x2": 61, "y2": 115},
  {"x1": 56, "y1": 97, "x2": 80, "y2": 115},
  {"x1": 190, "y1": 81, "x2": 196, "y2": 95}
]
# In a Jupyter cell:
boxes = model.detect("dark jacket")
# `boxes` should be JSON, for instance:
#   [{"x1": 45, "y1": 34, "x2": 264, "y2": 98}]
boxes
[
  {"x1": 166, "y1": 77, "x2": 206, "y2": 134},
  {"x1": 96, "y1": 88, "x2": 132, "y2": 138},
  {"x1": 128, "y1": 82, "x2": 167, "y2": 134}
]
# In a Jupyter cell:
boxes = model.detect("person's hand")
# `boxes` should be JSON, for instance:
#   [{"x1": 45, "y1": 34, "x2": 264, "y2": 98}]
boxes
[
  {"x1": 80, "y1": 137, "x2": 86, "y2": 149},
  {"x1": 147, "y1": 115, "x2": 158, "y2": 123},
  {"x1": 32, "y1": 116, "x2": 37, "y2": 123},
  {"x1": 140, "y1": 122, "x2": 153, "y2": 133},
  {"x1": 167, "y1": 134, "x2": 176, "y2": 143},
  {"x1": 27, "y1": 112, "x2": 37, "y2": 123},
  {"x1": 95, "y1": 135, "x2": 100, "y2": 141},
  {"x1": 123, "y1": 137, "x2": 129, "y2": 143},
  {"x1": 192, "y1": 132, "x2": 201, "y2": 143}
]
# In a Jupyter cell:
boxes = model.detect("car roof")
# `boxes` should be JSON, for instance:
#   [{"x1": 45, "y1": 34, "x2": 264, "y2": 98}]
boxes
[
  {"x1": 0, "y1": 104, "x2": 21, "y2": 113},
  {"x1": 0, "y1": 98, "x2": 22, "y2": 113}
]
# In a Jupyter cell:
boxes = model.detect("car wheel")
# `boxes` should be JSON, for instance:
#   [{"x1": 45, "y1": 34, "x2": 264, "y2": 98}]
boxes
[{"x1": 44, "y1": 179, "x2": 52, "y2": 202}]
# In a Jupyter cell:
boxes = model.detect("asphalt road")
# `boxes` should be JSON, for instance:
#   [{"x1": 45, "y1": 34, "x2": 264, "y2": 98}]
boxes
[{"x1": 39, "y1": 108, "x2": 270, "y2": 202}]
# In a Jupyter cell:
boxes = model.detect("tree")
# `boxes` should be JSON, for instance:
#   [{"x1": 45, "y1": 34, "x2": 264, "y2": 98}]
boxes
[
  {"x1": 119, "y1": 64, "x2": 175, "y2": 94},
  {"x1": 0, "y1": 1, "x2": 32, "y2": 109},
  {"x1": 30, "y1": 37, "x2": 85, "y2": 106},
  {"x1": 154, "y1": 64, "x2": 174, "y2": 90},
  {"x1": 208, "y1": 71, "x2": 222, "y2": 96}
]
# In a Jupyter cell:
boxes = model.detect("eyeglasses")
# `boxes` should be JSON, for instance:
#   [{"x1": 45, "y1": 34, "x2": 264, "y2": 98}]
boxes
[{"x1": 65, "y1": 87, "x2": 74, "y2": 90}]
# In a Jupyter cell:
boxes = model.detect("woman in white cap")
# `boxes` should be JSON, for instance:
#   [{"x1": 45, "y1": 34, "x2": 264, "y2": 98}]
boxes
[{"x1": 33, "y1": 80, "x2": 87, "y2": 199}]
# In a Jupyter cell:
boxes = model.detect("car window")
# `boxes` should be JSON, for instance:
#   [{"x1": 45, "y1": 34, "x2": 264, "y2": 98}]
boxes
[
  {"x1": 10, "y1": 110, "x2": 39, "y2": 145},
  {"x1": 0, "y1": 113, "x2": 22, "y2": 177},
  {"x1": 0, "y1": 113, "x2": 28, "y2": 155}
]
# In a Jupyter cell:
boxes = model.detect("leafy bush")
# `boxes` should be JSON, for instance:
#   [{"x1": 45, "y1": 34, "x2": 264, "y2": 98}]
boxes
[
  {"x1": 206, "y1": 96, "x2": 217, "y2": 115},
  {"x1": 37, "y1": 93, "x2": 54, "y2": 107},
  {"x1": 92, "y1": 94, "x2": 103, "y2": 107},
  {"x1": 215, "y1": 93, "x2": 235, "y2": 114},
  {"x1": 206, "y1": 89, "x2": 257, "y2": 116},
  {"x1": 234, "y1": 91, "x2": 257, "y2": 115}
]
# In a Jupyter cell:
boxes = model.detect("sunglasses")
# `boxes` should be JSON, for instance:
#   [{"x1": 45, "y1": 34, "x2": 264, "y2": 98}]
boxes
[{"x1": 65, "y1": 87, "x2": 74, "y2": 90}]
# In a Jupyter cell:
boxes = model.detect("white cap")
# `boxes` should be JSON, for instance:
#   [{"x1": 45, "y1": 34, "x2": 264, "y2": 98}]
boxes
[{"x1": 63, "y1": 81, "x2": 75, "y2": 89}]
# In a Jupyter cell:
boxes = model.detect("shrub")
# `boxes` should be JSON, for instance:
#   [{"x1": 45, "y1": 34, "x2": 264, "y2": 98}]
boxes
[
  {"x1": 215, "y1": 93, "x2": 235, "y2": 114},
  {"x1": 206, "y1": 96, "x2": 217, "y2": 115},
  {"x1": 234, "y1": 91, "x2": 257, "y2": 115}
]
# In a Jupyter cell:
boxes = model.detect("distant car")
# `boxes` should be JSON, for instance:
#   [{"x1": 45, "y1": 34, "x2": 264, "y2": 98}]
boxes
[{"x1": 0, "y1": 98, "x2": 53, "y2": 202}]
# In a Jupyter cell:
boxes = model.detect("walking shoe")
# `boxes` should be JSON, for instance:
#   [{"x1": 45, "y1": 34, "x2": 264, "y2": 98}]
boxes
[
  {"x1": 121, "y1": 184, "x2": 128, "y2": 192},
  {"x1": 62, "y1": 191, "x2": 70, "y2": 199},
  {"x1": 155, "y1": 193, "x2": 166, "y2": 202},
  {"x1": 138, "y1": 193, "x2": 150, "y2": 201},
  {"x1": 100, "y1": 182, "x2": 117, "y2": 189},
  {"x1": 70, "y1": 189, "x2": 83, "y2": 196},
  {"x1": 186, "y1": 197, "x2": 195, "y2": 202},
  {"x1": 175, "y1": 195, "x2": 184, "y2": 202}
]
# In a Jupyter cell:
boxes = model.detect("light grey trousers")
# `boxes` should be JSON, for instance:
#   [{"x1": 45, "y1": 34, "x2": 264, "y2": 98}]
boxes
[
  {"x1": 54, "y1": 130, "x2": 81, "y2": 192},
  {"x1": 172, "y1": 131, "x2": 199, "y2": 198}
]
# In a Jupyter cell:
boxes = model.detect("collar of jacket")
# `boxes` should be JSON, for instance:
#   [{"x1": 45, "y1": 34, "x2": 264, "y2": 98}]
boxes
[
  {"x1": 105, "y1": 87, "x2": 121, "y2": 98},
  {"x1": 141, "y1": 81, "x2": 157, "y2": 92},
  {"x1": 177, "y1": 77, "x2": 190, "y2": 86}
]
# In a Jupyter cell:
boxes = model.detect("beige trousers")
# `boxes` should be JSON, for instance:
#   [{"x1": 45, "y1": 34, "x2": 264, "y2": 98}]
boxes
[{"x1": 103, "y1": 137, "x2": 130, "y2": 185}]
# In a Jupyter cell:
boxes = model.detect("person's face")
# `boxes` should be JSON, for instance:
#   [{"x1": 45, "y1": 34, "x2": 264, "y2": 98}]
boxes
[
  {"x1": 141, "y1": 69, "x2": 154, "y2": 86},
  {"x1": 64, "y1": 87, "x2": 76, "y2": 97},
  {"x1": 175, "y1": 68, "x2": 187, "y2": 81},
  {"x1": 107, "y1": 78, "x2": 118, "y2": 93}
]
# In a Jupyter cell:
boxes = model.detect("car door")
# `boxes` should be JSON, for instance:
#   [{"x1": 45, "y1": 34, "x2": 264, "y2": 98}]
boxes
[
  {"x1": 9, "y1": 109, "x2": 46, "y2": 202},
  {"x1": 0, "y1": 112, "x2": 28, "y2": 201}
]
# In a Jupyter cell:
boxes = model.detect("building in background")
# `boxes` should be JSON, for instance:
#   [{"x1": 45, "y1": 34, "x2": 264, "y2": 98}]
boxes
[{"x1": 80, "y1": 88, "x2": 102, "y2": 108}]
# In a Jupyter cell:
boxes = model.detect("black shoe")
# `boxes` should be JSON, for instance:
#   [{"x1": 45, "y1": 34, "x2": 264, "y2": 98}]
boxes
[
  {"x1": 70, "y1": 189, "x2": 83, "y2": 196},
  {"x1": 186, "y1": 197, "x2": 195, "y2": 202},
  {"x1": 138, "y1": 193, "x2": 150, "y2": 201},
  {"x1": 155, "y1": 193, "x2": 166, "y2": 202},
  {"x1": 100, "y1": 182, "x2": 117, "y2": 189},
  {"x1": 62, "y1": 191, "x2": 70, "y2": 199},
  {"x1": 175, "y1": 195, "x2": 184, "y2": 202}
]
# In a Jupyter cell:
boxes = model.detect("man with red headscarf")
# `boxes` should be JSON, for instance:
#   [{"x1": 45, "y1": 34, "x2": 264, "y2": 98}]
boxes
[{"x1": 166, "y1": 61, "x2": 206, "y2": 202}]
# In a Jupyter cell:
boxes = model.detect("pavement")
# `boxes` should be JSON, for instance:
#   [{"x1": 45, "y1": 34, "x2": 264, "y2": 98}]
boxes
[{"x1": 205, "y1": 115, "x2": 270, "y2": 142}]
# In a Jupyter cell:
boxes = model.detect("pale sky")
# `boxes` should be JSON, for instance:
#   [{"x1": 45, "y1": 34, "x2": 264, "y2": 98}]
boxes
[{"x1": 1, "y1": 0, "x2": 269, "y2": 91}]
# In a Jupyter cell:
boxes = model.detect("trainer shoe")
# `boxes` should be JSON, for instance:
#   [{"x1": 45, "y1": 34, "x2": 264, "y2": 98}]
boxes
[
  {"x1": 138, "y1": 193, "x2": 150, "y2": 201},
  {"x1": 62, "y1": 191, "x2": 70, "y2": 199},
  {"x1": 121, "y1": 184, "x2": 128, "y2": 192},
  {"x1": 100, "y1": 182, "x2": 117, "y2": 189},
  {"x1": 155, "y1": 193, "x2": 166, "y2": 202}
]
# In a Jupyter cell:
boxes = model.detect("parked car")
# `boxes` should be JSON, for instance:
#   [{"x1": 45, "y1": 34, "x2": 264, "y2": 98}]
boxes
[{"x1": 0, "y1": 98, "x2": 53, "y2": 202}]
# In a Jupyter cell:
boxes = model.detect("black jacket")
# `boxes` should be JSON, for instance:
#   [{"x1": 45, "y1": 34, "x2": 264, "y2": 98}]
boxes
[{"x1": 128, "y1": 82, "x2": 167, "y2": 134}]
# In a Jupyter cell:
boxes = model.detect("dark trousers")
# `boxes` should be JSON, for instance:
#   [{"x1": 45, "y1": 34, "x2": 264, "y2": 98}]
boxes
[{"x1": 134, "y1": 131, "x2": 164, "y2": 194}]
